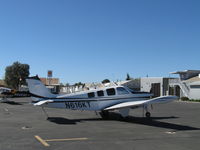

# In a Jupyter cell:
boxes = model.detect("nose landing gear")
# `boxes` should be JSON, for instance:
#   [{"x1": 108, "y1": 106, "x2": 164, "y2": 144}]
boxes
[{"x1": 99, "y1": 110, "x2": 109, "y2": 119}]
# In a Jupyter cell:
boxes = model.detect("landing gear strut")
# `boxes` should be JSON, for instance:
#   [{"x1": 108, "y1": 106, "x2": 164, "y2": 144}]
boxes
[
  {"x1": 41, "y1": 107, "x2": 49, "y2": 119},
  {"x1": 99, "y1": 110, "x2": 109, "y2": 119}
]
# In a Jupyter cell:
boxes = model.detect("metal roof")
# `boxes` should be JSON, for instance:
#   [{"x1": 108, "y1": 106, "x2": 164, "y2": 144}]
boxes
[{"x1": 170, "y1": 70, "x2": 200, "y2": 74}]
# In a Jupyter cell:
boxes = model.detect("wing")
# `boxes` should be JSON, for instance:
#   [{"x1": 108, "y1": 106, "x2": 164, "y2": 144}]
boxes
[{"x1": 104, "y1": 96, "x2": 178, "y2": 111}]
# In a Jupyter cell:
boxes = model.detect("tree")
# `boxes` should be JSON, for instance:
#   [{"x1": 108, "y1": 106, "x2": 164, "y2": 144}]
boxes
[
  {"x1": 65, "y1": 83, "x2": 70, "y2": 87},
  {"x1": 74, "y1": 82, "x2": 84, "y2": 87},
  {"x1": 102, "y1": 79, "x2": 110, "y2": 84},
  {"x1": 59, "y1": 83, "x2": 64, "y2": 87},
  {"x1": 4, "y1": 61, "x2": 30, "y2": 89}
]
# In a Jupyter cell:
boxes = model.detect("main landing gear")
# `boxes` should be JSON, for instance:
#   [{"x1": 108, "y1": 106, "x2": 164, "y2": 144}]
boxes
[
  {"x1": 143, "y1": 105, "x2": 151, "y2": 118},
  {"x1": 99, "y1": 110, "x2": 109, "y2": 119}
]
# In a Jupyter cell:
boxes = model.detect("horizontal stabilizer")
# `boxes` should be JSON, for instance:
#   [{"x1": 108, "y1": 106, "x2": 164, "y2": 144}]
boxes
[{"x1": 34, "y1": 100, "x2": 54, "y2": 106}]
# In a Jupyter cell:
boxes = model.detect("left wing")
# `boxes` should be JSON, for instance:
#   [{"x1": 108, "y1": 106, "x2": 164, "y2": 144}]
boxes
[{"x1": 104, "y1": 96, "x2": 178, "y2": 110}]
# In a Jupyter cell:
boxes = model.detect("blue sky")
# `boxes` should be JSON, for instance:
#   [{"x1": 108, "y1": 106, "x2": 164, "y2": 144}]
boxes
[{"x1": 0, "y1": 0, "x2": 200, "y2": 84}]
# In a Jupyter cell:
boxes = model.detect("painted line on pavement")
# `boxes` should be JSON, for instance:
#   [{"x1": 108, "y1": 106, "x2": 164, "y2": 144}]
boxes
[
  {"x1": 45, "y1": 137, "x2": 88, "y2": 142},
  {"x1": 35, "y1": 135, "x2": 50, "y2": 147},
  {"x1": 35, "y1": 135, "x2": 88, "y2": 147}
]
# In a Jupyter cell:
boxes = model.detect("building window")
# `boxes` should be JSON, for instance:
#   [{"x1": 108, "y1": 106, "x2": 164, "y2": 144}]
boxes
[
  {"x1": 116, "y1": 87, "x2": 129, "y2": 95},
  {"x1": 106, "y1": 88, "x2": 116, "y2": 96},
  {"x1": 97, "y1": 90, "x2": 104, "y2": 97},
  {"x1": 88, "y1": 92, "x2": 95, "y2": 98}
]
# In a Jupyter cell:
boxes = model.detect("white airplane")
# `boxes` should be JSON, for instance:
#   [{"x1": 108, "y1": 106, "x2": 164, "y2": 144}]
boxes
[
  {"x1": 26, "y1": 76, "x2": 178, "y2": 119},
  {"x1": 0, "y1": 87, "x2": 11, "y2": 94}
]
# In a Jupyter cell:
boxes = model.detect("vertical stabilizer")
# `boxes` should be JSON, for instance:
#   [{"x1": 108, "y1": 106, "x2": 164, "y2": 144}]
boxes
[{"x1": 26, "y1": 76, "x2": 56, "y2": 98}]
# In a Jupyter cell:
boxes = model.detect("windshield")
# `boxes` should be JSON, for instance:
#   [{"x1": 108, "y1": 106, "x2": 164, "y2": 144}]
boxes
[{"x1": 116, "y1": 87, "x2": 129, "y2": 95}]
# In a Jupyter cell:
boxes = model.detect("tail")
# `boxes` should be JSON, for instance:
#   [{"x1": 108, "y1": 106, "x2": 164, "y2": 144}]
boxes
[{"x1": 26, "y1": 76, "x2": 56, "y2": 98}]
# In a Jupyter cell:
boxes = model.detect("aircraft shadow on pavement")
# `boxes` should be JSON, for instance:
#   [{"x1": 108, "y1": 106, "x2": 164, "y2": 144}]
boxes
[
  {"x1": 1, "y1": 101, "x2": 23, "y2": 105},
  {"x1": 47, "y1": 117, "x2": 102, "y2": 125},
  {"x1": 110, "y1": 112, "x2": 200, "y2": 131},
  {"x1": 121, "y1": 116, "x2": 199, "y2": 131},
  {"x1": 47, "y1": 112, "x2": 199, "y2": 131}
]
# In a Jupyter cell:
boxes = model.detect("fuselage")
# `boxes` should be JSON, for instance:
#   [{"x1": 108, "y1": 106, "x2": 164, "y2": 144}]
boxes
[{"x1": 40, "y1": 86, "x2": 153, "y2": 111}]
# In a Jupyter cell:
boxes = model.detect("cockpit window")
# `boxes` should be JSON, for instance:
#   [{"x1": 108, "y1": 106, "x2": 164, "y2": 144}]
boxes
[
  {"x1": 106, "y1": 88, "x2": 116, "y2": 96},
  {"x1": 97, "y1": 90, "x2": 104, "y2": 97},
  {"x1": 117, "y1": 87, "x2": 129, "y2": 95}
]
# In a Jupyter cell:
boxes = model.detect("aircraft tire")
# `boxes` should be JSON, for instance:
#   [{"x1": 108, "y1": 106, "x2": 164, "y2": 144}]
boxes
[{"x1": 145, "y1": 112, "x2": 151, "y2": 118}]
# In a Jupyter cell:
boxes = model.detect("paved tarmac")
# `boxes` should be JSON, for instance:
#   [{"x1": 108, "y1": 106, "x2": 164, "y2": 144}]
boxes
[{"x1": 0, "y1": 97, "x2": 200, "y2": 150}]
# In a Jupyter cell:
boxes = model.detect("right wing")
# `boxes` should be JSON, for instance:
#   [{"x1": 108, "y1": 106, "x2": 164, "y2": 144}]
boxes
[{"x1": 104, "y1": 96, "x2": 178, "y2": 111}]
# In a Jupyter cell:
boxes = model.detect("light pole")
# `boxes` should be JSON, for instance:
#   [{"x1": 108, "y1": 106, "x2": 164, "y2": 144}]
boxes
[{"x1": 18, "y1": 77, "x2": 22, "y2": 91}]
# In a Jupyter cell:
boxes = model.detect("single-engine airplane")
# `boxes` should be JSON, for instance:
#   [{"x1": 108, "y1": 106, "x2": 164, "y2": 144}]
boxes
[{"x1": 26, "y1": 76, "x2": 178, "y2": 119}]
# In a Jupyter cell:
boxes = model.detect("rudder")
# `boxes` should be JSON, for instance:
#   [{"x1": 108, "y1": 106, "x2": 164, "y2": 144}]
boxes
[{"x1": 26, "y1": 76, "x2": 56, "y2": 98}]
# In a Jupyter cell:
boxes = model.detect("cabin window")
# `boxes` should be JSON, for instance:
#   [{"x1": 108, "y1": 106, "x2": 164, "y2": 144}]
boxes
[
  {"x1": 97, "y1": 90, "x2": 104, "y2": 97},
  {"x1": 106, "y1": 88, "x2": 116, "y2": 96},
  {"x1": 117, "y1": 87, "x2": 129, "y2": 95},
  {"x1": 88, "y1": 92, "x2": 95, "y2": 98}
]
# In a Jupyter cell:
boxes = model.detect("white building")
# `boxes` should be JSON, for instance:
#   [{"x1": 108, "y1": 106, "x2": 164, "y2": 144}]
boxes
[
  {"x1": 139, "y1": 70, "x2": 200, "y2": 99},
  {"x1": 140, "y1": 77, "x2": 175, "y2": 97},
  {"x1": 170, "y1": 70, "x2": 200, "y2": 99}
]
